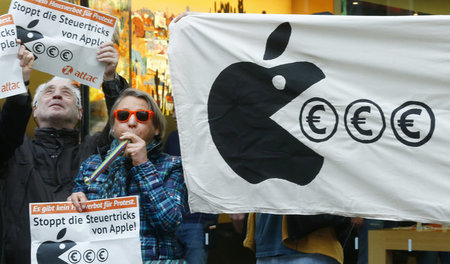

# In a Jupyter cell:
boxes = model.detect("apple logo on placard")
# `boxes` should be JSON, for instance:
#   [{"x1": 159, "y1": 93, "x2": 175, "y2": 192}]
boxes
[
  {"x1": 16, "y1": 19, "x2": 44, "y2": 61},
  {"x1": 16, "y1": 19, "x2": 44, "y2": 44},
  {"x1": 208, "y1": 22, "x2": 325, "y2": 186},
  {"x1": 36, "y1": 228, "x2": 76, "y2": 264}
]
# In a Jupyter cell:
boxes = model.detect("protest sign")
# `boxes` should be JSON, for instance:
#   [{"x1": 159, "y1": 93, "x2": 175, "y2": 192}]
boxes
[
  {"x1": 8, "y1": 0, "x2": 116, "y2": 88},
  {"x1": 0, "y1": 14, "x2": 27, "y2": 99},
  {"x1": 30, "y1": 196, "x2": 142, "y2": 264},
  {"x1": 169, "y1": 14, "x2": 450, "y2": 223}
]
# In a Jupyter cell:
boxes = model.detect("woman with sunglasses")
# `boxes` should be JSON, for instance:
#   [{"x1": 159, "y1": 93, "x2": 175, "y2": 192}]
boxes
[{"x1": 67, "y1": 88, "x2": 188, "y2": 263}]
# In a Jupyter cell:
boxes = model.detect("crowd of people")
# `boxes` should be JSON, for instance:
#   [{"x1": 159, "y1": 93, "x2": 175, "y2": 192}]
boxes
[
  {"x1": 0, "y1": 38, "x2": 191, "y2": 263},
  {"x1": 0, "y1": 34, "x2": 209, "y2": 263},
  {"x1": 0, "y1": 12, "x2": 448, "y2": 264}
]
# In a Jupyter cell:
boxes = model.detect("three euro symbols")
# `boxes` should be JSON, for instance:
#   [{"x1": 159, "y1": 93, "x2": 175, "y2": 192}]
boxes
[
  {"x1": 208, "y1": 22, "x2": 435, "y2": 187},
  {"x1": 301, "y1": 98, "x2": 434, "y2": 146}
]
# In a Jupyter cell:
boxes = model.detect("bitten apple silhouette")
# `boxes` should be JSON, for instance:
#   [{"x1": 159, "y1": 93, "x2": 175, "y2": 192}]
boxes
[
  {"x1": 16, "y1": 19, "x2": 43, "y2": 61},
  {"x1": 16, "y1": 19, "x2": 44, "y2": 44},
  {"x1": 36, "y1": 228, "x2": 76, "y2": 264},
  {"x1": 208, "y1": 22, "x2": 325, "y2": 185}
]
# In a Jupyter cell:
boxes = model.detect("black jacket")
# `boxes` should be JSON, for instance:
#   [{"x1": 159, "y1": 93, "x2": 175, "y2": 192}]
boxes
[
  {"x1": 0, "y1": 94, "x2": 31, "y2": 162},
  {"x1": 0, "y1": 76, "x2": 127, "y2": 264},
  {"x1": 286, "y1": 214, "x2": 350, "y2": 243}
]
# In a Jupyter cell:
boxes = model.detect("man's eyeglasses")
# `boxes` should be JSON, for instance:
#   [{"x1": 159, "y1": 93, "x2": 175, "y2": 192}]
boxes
[{"x1": 114, "y1": 109, "x2": 154, "y2": 123}]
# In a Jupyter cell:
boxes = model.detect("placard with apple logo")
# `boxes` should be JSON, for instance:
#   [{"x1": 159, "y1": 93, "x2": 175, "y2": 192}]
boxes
[
  {"x1": 0, "y1": 14, "x2": 27, "y2": 99},
  {"x1": 29, "y1": 196, "x2": 142, "y2": 264},
  {"x1": 168, "y1": 13, "x2": 450, "y2": 224},
  {"x1": 8, "y1": 0, "x2": 116, "y2": 88}
]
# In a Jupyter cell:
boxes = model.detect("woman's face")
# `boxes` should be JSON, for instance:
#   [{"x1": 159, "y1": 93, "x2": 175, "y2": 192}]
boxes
[{"x1": 113, "y1": 96, "x2": 159, "y2": 144}]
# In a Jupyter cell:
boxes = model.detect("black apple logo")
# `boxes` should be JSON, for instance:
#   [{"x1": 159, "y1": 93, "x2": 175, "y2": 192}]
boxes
[
  {"x1": 16, "y1": 19, "x2": 44, "y2": 44},
  {"x1": 36, "y1": 228, "x2": 76, "y2": 264},
  {"x1": 208, "y1": 22, "x2": 325, "y2": 186},
  {"x1": 16, "y1": 19, "x2": 44, "y2": 61}
]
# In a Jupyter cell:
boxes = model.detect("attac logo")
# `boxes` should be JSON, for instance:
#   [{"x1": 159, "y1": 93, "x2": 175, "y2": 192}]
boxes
[
  {"x1": 62, "y1": 65, "x2": 73, "y2": 75},
  {"x1": 63, "y1": 66, "x2": 98, "y2": 83},
  {"x1": 74, "y1": 71, "x2": 98, "y2": 83},
  {"x1": 1, "y1": 81, "x2": 21, "y2": 92},
  {"x1": 36, "y1": 228, "x2": 76, "y2": 264},
  {"x1": 208, "y1": 22, "x2": 325, "y2": 186}
]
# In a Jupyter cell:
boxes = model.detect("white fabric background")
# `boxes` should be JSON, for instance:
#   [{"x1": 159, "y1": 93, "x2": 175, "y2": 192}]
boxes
[{"x1": 168, "y1": 13, "x2": 450, "y2": 223}]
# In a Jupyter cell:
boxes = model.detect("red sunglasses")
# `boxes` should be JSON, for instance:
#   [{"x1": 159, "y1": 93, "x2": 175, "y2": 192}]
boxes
[{"x1": 114, "y1": 109, "x2": 154, "y2": 123}]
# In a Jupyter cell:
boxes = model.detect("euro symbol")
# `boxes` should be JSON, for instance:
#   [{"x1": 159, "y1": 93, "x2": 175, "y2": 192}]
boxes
[
  {"x1": 68, "y1": 250, "x2": 81, "y2": 263},
  {"x1": 397, "y1": 108, "x2": 421, "y2": 139},
  {"x1": 47, "y1": 46, "x2": 59, "y2": 58},
  {"x1": 61, "y1": 50, "x2": 73, "y2": 61},
  {"x1": 300, "y1": 97, "x2": 338, "y2": 143},
  {"x1": 84, "y1": 250, "x2": 94, "y2": 262},
  {"x1": 98, "y1": 248, "x2": 108, "y2": 261},
  {"x1": 34, "y1": 44, "x2": 44, "y2": 53},
  {"x1": 351, "y1": 106, "x2": 372, "y2": 136},
  {"x1": 306, "y1": 104, "x2": 326, "y2": 134}
]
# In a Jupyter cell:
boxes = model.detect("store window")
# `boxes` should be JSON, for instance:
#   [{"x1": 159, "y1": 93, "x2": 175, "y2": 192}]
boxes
[
  {"x1": 340, "y1": 0, "x2": 449, "y2": 15},
  {"x1": 70, "y1": 0, "x2": 306, "y2": 136},
  {"x1": 70, "y1": 0, "x2": 450, "y2": 136}
]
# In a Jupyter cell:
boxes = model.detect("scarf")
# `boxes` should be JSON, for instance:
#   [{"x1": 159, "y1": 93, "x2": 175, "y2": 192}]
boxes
[{"x1": 100, "y1": 139, "x2": 160, "y2": 199}]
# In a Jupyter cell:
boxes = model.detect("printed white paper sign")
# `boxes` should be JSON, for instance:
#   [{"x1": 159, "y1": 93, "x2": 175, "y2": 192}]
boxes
[
  {"x1": 9, "y1": 0, "x2": 117, "y2": 88},
  {"x1": 0, "y1": 14, "x2": 27, "y2": 99},
  {"x1": 30, "y1": 196, "x2": 142, "y2": 264}
]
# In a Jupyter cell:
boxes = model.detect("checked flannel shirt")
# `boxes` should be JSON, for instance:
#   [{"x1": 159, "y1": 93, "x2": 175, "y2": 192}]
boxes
[{"x1": 73, "y1": 141, "x2": 188, "y2": 261}]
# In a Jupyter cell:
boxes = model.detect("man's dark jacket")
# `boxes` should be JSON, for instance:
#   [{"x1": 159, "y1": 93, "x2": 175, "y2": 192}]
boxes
[{"x1": 0, "y1": 76, "x2": 127, "y2": 264}]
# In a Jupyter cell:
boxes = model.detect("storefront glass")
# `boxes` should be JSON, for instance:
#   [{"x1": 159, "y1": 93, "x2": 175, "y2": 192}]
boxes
[{"x1": 78, "y1": 0, "x2": 450, "y2": 135}]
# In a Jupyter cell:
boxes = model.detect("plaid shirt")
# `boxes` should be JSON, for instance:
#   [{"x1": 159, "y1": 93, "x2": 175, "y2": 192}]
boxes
[{"x1": 73, "y1": 141, "x2": 188, "y2": 261}]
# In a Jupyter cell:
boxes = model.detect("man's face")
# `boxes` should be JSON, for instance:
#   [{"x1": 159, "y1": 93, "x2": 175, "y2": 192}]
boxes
[{"x1": 33, "y1": 79, "x2": 82, "y2": 129}]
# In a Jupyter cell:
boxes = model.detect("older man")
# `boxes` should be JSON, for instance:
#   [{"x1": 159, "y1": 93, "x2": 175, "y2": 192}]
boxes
[{"x1": 0, "y1": 41, "x2": 128, "y2": 264}]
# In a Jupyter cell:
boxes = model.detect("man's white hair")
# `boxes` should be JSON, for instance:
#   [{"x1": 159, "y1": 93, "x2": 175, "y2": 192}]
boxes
[{"x1": 32, "y1": 77, "x2": 82, "y2": 108}]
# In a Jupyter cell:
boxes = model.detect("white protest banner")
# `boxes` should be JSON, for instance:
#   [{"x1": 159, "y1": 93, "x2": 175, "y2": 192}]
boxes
[
  {"x1": 168, "y1": 14, "x2": 450, "y2": 223},
  {"x1": 8, "y1": 0, "x2": 116, "y2": 88},
  {"x1": 30, "y1": 196, "x2": 142, "y2": 264},
  {"x1": 0, "y1": 14, "x2": 27, "y2": 99}
]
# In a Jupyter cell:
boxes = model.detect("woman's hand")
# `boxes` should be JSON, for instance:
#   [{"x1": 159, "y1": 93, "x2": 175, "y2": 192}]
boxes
[
  {"x1": 67, "y1": 192, "x2": 88, "y2": 212},
  {"x1": 120, "y1": 131, "x2": 148, "y2": 166}
]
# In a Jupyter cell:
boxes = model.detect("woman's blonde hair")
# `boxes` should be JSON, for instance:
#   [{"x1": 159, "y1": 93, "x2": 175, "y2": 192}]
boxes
[{"x1": 109, "y1": 88, "x2": 165, "y2": 141}]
